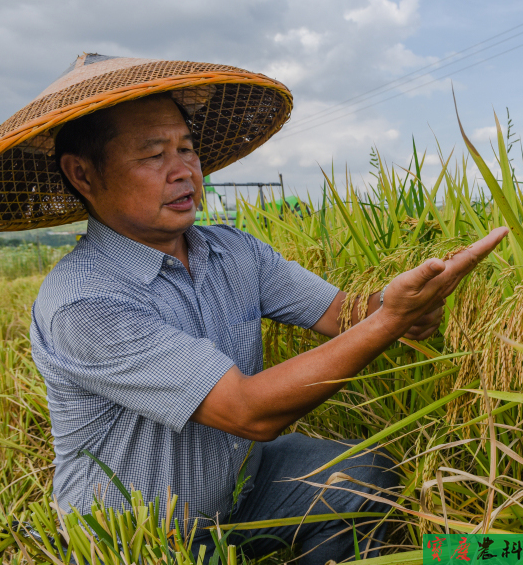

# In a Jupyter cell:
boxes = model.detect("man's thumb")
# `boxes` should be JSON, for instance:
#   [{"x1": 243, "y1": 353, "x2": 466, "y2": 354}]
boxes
[{"x1": 412, "y1": 259, "x2": 446, "y2": 289}]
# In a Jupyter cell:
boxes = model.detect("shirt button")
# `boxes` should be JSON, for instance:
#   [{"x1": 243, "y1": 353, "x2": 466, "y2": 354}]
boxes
[
  {"x1": 160, "y1": 270, "x2": 166, "y2": 275},
  {"x1": 212, "y1": 342, "x2": 216, "y2": 348},
  {"x1": 166, "y1": 259, "x2": 174, "y2": 266},
  {"x1": 233, "y1": 443, "x2": 239, "y2": 450}
]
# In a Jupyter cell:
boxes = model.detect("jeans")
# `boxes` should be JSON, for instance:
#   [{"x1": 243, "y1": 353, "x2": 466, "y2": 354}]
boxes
[{"x1": 193, "y1": 433, "x2": 399, "y2": 564}]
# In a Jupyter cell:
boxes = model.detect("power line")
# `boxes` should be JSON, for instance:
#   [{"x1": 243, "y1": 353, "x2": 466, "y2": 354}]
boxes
[
  {"x1": 284, "y1": 22, "x2": 523, "y2": 131},
  {"x1": 283, "y1": 27, "x2": 523, "y2": 133},
  {"x1": 277, "y1": 40, "x2": 523, "y2": 140}
]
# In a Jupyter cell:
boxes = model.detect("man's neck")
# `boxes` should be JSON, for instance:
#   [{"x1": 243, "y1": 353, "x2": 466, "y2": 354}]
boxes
[{"x1": 89, "y1": 211, "x2": 192, "y2": 274}]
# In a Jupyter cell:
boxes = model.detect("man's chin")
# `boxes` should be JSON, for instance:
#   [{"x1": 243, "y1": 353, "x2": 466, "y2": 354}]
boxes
[{"x1": 161, "y1": 209, "x2": 197, "y2": 232}]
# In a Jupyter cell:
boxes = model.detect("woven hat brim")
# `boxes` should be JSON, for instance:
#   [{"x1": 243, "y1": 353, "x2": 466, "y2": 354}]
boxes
[{"x1": 0, "y1": 60, "x2": 292, "y2": 232}]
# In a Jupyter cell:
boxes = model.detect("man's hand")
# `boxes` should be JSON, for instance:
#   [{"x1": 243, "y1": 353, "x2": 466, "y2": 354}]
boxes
[
  {"x1": 378, "y1": 227, "x2": 509, "y2": 340},
  {"x1": 312, "y1": 229, "x2": 507, "y2": 342},
  {"x1": 352, "y1": 292, "x2": 444, "y2": 341},
  {"x1": 403, "y1": 304, "x2": 444, "y2": 341}
]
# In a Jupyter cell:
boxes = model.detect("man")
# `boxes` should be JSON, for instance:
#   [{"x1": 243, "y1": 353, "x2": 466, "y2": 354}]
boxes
[{"x1": 1, "y1": 54, "x2": 507, "y2": 564}]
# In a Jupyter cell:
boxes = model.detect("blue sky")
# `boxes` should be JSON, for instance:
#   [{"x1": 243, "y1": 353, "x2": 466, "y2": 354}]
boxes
[
  {"x1": 1, "y1": 0, "x2": 522, "y2": 203},
  {"x1": 392, "y1": 0, "x2": 523, "y2": 152}
]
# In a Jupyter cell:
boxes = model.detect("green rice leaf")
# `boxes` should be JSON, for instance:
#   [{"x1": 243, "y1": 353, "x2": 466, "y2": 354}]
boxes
[
  {"x1": 453, "y1": 89, "x2": 523, "y2": 251},
  {"x1": 79, "y1": 449, "x2": 132, "y2": 507},
  {"x1": 214, "y1": 511, "x2": 385, "y2": 531},
  {"x1": 309, "y1": 351, "x2": 472, "y2": 385},
  {"x1": 82, "y1": 514, "x2": 122, "y2": 560},
  {"x1": 347, "y1": 549, "x2": 423, "y2": 565},
  {"x1": 321, "y1": 167, "x2": 380, "y2": 266},
  {"x1": 461, "y1": 389, "x2": 523, "y2": 404}
]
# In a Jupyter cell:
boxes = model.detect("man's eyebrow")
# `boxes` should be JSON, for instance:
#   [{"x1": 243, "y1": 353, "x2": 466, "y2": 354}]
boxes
[{"x1": 138, "y1": 134, "x2": 193, "y2": 150}]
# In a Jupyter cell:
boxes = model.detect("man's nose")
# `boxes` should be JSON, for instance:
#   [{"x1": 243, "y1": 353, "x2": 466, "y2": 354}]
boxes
[{"x1": 166, "y1": 154, "x2": 193, "y2": 183}]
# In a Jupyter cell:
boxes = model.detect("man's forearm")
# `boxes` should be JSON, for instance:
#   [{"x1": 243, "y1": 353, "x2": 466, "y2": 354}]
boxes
[
  {"x1": 241, "y1": 307, "x2": 406, "y2": 438},
  {"x1": 193, "y1": 307, "x2": 405, "y2": 441}
]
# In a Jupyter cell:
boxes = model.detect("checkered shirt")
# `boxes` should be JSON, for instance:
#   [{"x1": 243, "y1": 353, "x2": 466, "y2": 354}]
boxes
[{"x1": 30, "y1": 216, "x2": 339, "y2": 531}]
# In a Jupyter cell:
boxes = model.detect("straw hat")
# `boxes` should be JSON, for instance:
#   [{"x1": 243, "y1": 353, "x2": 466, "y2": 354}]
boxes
[{"x1": 0, "y1": 53, "x2": 292, "y2": 232}]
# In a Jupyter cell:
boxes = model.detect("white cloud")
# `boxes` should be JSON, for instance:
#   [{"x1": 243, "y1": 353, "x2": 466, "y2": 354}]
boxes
[
  {"x1": 471, "y1": 126, "x2": 504, "y2": 143},
  {"x1": 261, "y1": 60, "x2": 307, "y2": 85},
  {"x1": 344, "y1": 0, "x2": 419, "y2": 28},
  {"x1": 245, "y1": 112, "x2": 405, "y2": 192},
  {"x1": 274, "y1": 27, "x2": 324, "y2": 52},
  {"x1": 423, "y1": 154, "x2": 442, "y2": 166},
  {"x1": 379, "y1": 43, "x2": 438, "y2": 74}
]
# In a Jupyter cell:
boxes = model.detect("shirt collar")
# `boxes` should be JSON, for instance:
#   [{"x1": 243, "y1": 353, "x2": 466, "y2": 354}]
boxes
[
  {"x1": 86, "y1": 216, "x2": 226, "y2": 285},
  {"x1": 186, "y1": 224, "x2": 228, "y2": 257}
]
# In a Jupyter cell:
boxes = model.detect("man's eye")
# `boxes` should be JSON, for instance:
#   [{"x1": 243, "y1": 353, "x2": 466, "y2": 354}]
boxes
[{"x1": 149, "y1": 153, "x2": 163, "y2": 159}]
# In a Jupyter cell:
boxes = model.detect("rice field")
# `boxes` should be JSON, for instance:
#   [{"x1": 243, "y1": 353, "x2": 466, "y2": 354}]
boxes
[{"x1": 2, "y1": 112, "x2": 523, "y2": 564}]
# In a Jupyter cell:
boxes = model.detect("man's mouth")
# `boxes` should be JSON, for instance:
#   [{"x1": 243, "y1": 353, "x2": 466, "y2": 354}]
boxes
[{"x1": 165, "y1": 192, "x2": 195, "y2": 211}]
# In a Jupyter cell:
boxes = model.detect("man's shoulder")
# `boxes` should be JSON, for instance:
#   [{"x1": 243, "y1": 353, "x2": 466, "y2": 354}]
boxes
[{"x1": 35, "y1": 238, "x2": 126, "y2": 319}]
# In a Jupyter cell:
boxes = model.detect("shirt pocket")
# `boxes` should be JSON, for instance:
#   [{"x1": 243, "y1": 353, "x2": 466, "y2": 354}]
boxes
[{"x1": 227, "y1": 317, "x2": 263, "y2": 376}]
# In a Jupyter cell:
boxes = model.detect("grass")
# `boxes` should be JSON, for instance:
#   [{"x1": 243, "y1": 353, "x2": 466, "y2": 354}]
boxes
[
  {"x1": 0, "y1": 245, "x2": 73, "y2": 280},
  {"x1": 2, "y1": 108, "x2": 523, "y2": 563}
]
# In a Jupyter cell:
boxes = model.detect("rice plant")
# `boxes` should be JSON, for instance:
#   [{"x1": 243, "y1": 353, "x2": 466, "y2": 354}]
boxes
[
  {"x1": 2, "y1": 109, "x2": 523, "y2": 564},
  {"x1": 250, "y1": 109, "x2": 523, "y2": 557},
  {"x1": 1, "y1": 487, "x2": 243, "y2": 565}
]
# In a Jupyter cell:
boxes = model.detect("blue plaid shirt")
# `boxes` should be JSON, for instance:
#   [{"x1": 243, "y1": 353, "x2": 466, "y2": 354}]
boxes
[{"x1": 30, "y1": 216, "x2": 339, "y2": 531}]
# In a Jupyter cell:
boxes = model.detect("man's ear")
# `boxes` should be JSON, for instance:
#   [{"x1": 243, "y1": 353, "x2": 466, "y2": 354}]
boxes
[{"x1": 60, "y1": 154, "x2": 96, "y2": 203}]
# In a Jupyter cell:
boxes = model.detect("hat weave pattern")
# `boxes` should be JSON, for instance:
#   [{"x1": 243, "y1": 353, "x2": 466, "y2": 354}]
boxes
[{"x1": 0, "y1": 56, "x2": 292, "y2": 231}]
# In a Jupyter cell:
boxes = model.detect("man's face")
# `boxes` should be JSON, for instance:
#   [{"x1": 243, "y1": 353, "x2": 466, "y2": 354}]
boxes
[{"x1": 87, "y1": 96, "x2": 203, "y2": 247}]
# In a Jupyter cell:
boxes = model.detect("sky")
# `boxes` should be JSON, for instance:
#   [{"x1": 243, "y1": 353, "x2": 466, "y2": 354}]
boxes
[{"x1": 1, "y1": 0, "x2": 523, "y2": 204}]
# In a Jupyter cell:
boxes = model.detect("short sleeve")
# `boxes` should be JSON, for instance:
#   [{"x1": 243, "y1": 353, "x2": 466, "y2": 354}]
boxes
[
  {"x1": 245, "y1": 233, "x2": 340, "y2": 328},
  {"x1": 50, "y1": 298, "x2": 235, "y2": 433}
]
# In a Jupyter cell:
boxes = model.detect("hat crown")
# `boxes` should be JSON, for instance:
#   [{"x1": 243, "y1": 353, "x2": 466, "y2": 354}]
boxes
[
  {"x1": 58, "y1": 53, "x2": 122, "y2": 79},
  {"x1": 35, "y1": 54, "x2": 159, "y2": 101}
]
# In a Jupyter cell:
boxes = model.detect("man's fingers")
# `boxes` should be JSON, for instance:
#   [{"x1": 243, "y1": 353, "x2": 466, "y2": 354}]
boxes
[
  {"x1": 434, "y1": 227, "x2": 509, "y2": 298},
  {"x1": 420, "y1": 228, "x2": 509, "y2": 299},
  {"x1": 381, "y1": 229, "x2": 506, "y2": 333},
  {"x1": 450, "y1": 227, "x2": 509, "y2": 265},
  {"x1": 407, "y1": 318, "x2": 443, "y2": 337},
  {"x1": 409, "y1": 258, "x2": 446, "y2": 291},
  {"x1": 406, "y1": 305, "x2": 444, "y2": 339},
  {"x1": 411, "y1": 307, "x2": 444, "y2": 329},
  {"x1": 404, "y1": 324, "x2": 441, "y2": 341},
  {"x1": 468, "y1": 227, "x2": 509, "y2": 260}
]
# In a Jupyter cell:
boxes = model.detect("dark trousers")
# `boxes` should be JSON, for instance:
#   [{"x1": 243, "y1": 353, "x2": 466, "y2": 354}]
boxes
[{"x1": 194, "y1": 433, "x2": 399, "y2": 564}]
